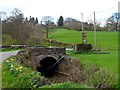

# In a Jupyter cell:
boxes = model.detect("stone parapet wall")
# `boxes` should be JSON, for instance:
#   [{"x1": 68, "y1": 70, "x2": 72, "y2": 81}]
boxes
[
  {"x1": 74, "y1": 44, "x2": 93, "y2": 53},
  {"x1": 26, "y1": 47, "x2": 66, "y2": 56}
]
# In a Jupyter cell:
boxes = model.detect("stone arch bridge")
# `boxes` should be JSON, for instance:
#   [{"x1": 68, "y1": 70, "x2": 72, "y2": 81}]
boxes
[{"x1": 16, "y1": 47, "x2": 66, "y2": 76}]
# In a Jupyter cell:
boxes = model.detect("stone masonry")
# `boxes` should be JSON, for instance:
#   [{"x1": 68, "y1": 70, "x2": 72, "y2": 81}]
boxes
[{"x1": 16, "y1": 47, "x2": 66, "y2": 70}]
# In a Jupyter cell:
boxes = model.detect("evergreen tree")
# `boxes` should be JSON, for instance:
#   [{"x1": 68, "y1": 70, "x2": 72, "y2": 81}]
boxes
[
  {"x1": 58, "y1": 16, "x2": 64, "y2": 26},
  {"x1": 29, "y1": 16, "x2": 32, "y2": 22},
  {"x1": 35, "y1": 17, "x2": 38, "y2": 24},
  {"x1": 25, "y1": 17, "x2": 28, "y2": 22},
  {"x1": 31, "y1": 17, "x2": 35, "y2": 23}
]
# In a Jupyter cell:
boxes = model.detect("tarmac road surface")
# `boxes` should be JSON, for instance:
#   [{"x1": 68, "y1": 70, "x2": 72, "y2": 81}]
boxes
[{"x1": 0, "y1": 50, "x2": 19, "y2": 65}]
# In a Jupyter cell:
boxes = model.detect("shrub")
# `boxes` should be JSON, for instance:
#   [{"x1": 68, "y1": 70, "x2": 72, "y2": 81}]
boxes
[
  {"x1": 26, "y1": 27, "x2": 45, "y2": 46},
  {"x1": 2, "y1": 34, "x2": 17, "y2": 45},
  {"x1": 82, "y1": 64, "x2": 118, "y2": 88},
  {"x1": 2, "y1": 56, "x2": 50, "y2": 89},
  {"x1": 26, "y1": 37, "x2": 37, "y2": 46},
  {"x1": 75, "y1": 44, "x2": 93, "y2": 53}
]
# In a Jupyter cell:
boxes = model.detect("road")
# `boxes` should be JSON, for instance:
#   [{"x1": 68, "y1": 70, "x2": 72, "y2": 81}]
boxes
[{"x1": 0, "y1": 51, "x2": 19, "y2": 65}]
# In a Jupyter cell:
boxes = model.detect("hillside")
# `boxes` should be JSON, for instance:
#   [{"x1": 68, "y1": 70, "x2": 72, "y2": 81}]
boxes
[{"x1": 49, "y1": 28, "x2": 118, "y2": 50}]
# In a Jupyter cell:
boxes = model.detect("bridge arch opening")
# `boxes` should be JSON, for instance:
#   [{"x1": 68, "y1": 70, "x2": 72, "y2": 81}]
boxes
[{"x1": 36, "y1": 57, "x2": 58, "y2": 77}]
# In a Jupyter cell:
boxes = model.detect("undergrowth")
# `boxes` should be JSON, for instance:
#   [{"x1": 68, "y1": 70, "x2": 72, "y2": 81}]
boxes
[
  {"x1": 40, "y1": 81, "x2": 90, "y2": 88},
  {"x1": 2, "y1": 56, "x2": 49, "y2": 89},
  {"x1": 81, "y1": 64, "x2": 118, "y2": 88}
]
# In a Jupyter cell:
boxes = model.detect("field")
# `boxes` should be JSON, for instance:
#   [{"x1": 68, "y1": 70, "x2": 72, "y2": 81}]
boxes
[
  {"x1": 49, "y1": 29, "x2": 118, "y2": 50},
  {"x1": 49, "y1": 28, "x2": 118, "y2": 84}
]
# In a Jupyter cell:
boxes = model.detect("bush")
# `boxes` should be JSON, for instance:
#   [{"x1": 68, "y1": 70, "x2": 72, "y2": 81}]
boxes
[
  {"x1": 82, "y1": 64, "x2": 118, "y2": 88},
  {"x1": 2, "y1": 56, "x2": 50, "y2": 89},
  {"x1": 75, "y1": 44, "x2": 93, "y2": 53},
  {"x1": 26, "y1": 37, "x2": 37, "y2": 46},
  {"x1": 26, "y1": 30, "x2": 44, "y2": 46},
  {"x1": 2, "y1": 34, "x2": 17, "y2": 45}
]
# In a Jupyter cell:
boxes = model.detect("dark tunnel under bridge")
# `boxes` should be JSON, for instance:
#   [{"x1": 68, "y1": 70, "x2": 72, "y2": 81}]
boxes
[{"x1": 36, "y1": 57, "x2": 59, "y2": 77}]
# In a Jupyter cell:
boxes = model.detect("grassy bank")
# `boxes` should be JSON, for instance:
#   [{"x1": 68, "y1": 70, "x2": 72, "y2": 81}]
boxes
[{"x1": 67, "y1": 50, "x2": 118, "y2": 77}]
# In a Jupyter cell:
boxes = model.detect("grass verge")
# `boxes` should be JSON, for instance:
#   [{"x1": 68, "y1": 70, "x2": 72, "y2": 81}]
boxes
[{"x1": 1, "y1": 48, "x2": 22, "y2": 52}]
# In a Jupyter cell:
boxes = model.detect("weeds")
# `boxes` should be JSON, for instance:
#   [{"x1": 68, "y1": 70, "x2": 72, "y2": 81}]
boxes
[
  {"x1": 82, "y1": 64, "x2": 118, "y2": 88},
  {"x1": 40, "y1": 81, "x2": 90, "y2": 88}
]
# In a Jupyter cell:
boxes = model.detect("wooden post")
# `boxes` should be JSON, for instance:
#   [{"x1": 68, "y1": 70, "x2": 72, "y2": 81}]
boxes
[
  {"x1": 0, "y1": 17, "x2": 2, "y2": 89},
  {"x1": 74, "y1": 44, "x2": 77, "y2": 53},
  {"x1": 0, "y1": 17, "x2": 1, "y2": 46},
  {"x1": 81, "y1": 13, "x2": 84, "y2": 32},
  {"x1": 93, "y1": 12, "x2": 96, "y2": 50},
  {"x1": 81, "y1": 13, "x2": 86, "y2": 44},
  {"x1": 49, "y1": 38, "x2": 52, "y2": 46},
  {"x1": 46, "y1": 23, "x2": 49, "y2": 38}
]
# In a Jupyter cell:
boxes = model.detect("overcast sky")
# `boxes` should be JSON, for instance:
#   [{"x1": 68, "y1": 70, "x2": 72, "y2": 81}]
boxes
[{"x1": 0, "y1": 0, "x2": 119, "y2": 24}]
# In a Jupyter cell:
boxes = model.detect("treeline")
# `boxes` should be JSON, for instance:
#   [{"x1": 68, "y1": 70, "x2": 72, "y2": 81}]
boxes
[
  {"x1": 2, "y1": 8, "x2": 45, "y2": 46},
  {"x1": 40, "y1": 14, "x2": 119, "y2": 32},
  {"x1": 62, "y1": 15, "x2": 119, "y2": 31},
  {"x1": 1, "y1": 8, "x2": 119, "y2": 45},
  {"x1": 63, "y1": 18, "x2": 98, "y2": 31}
]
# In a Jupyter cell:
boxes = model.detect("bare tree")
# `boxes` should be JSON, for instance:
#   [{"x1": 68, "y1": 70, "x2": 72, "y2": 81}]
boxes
[
  {"x1": 0, "y1": 11, "x2": 7, "y2": 20},
  {"x1": 64, "y1": 17, "x2": 81, "y2": 30},
  {"x1": 2, "y1": 8, "x2": 32, "y2": 44},
  {"x1": 41, "y1": 16, "x2": 54, "y2": 38},
  {"x1": 106, "y1": 13, "x2": 120, "y2": 31}
]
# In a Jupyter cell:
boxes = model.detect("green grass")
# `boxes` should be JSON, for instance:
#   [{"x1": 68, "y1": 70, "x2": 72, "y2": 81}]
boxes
[
  {"x1": 68, "y1": 50, "x2": 118, "y2": 76},
  {"x1": 49, "y1": 28, "x2": 118, "y2": 87},
  {"x1": 1, "y1": 48, "x2": 22, "y2": 52},
  {"x1": 49, "y1": 29, "x2": 118, "y2": 50},
  {"x1": 67, "y1": 50, "x2": 118, "y2": 87}
]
